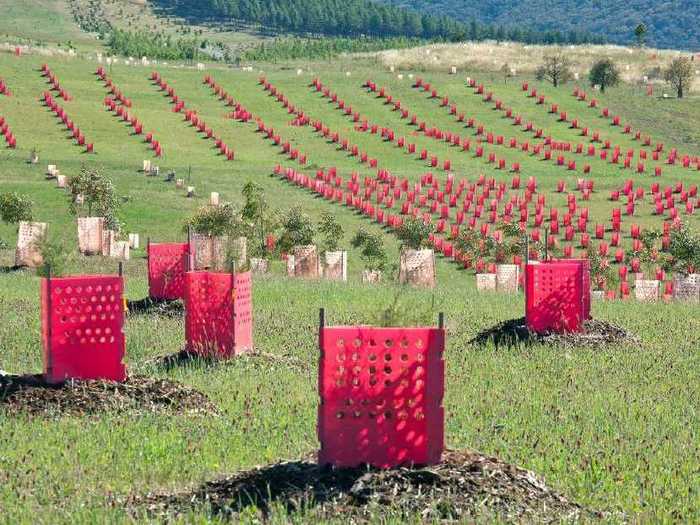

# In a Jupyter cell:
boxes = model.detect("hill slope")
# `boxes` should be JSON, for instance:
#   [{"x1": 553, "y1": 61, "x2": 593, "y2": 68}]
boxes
[{"x1": 377, "y1": 0, "x2": 700, "y2": 50}]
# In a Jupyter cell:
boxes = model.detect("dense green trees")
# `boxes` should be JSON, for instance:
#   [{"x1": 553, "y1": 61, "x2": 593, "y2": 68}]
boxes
[
  {"x1": 374, "y1": 0, "x2": 699, "y2": 50},
  {"x1": 242, "y1": 37, "x2": 422, "y2": 61},
  {"x1": 664, "y1": 57, "x2": 694, "y2": 99},
  {"x1": 151, "y1": 0, "x2": 601, "y2": 45},
  {"x1": 589, "y1": 58, "x2": 621, "y2": 93},
  {"x1": 107, "y1": 29, "x2": 202, "y2": 60}
]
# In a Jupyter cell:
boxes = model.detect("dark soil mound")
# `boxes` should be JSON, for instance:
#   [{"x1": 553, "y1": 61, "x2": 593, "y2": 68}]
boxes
[
  {"x1": 133, "y1": 450, "x2": 603, "y2": 523},
  {"x1": 0, "y1": 373, "x2": 218, "y2": 416},
  {"x1": 147, "y1": 349, "x2": 310, "y2": 372},
  {"x1": 126, "y1": 298, "x2": 183, "y2": 318},
  {"x1": 471, "y1": 317, "x2": 638, "y2": 348}
]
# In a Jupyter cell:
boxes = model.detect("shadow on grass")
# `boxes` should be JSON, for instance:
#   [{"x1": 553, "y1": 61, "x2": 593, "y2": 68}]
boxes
[
  {"x1": 0, "y1": 265, "x2": 24, "y2": 274},
  {"x1": 126, "y1": 298, "x2": 183, "y2": 318},
  {"x1": 147, "y1": 349, "x2": 215, "y2": 372},
  {"x1": 470, "y1": 317, "x2": 535, "y2": 348}
]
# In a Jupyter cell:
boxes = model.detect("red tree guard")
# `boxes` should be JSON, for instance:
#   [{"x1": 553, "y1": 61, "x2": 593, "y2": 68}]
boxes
[
  {"x1": 41, "y1": 275, "x2": 126, "y2": 383},
  {"x1": 526, "y1": 260, "x2": 591, "y2": 333},
  {"x1": 318, "y1": 326, "x2": 445, "y2": 468},
  {"x1": 148, "y1": 242, "x2": 189, "y2": 300},
  {"x1": 184, "y1": 271, "x2": 253, "y2": 357}
]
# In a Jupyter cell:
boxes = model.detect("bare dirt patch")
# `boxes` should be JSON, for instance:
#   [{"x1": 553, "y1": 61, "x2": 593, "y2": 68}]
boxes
[
  {"x1": 471, "y1": 318, "x2": 638, "y2": 348},
  {"x1": 132, "y1": 450, "x2": 604, "y2": 522},
  {"x1": 0, "y1": 373, "x2": 218, "y2": 416}
]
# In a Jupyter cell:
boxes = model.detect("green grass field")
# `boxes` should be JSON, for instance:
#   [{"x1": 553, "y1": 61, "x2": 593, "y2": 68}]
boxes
[{"x1": 1, "y1": 48, "x2": 699, "y2": 523}]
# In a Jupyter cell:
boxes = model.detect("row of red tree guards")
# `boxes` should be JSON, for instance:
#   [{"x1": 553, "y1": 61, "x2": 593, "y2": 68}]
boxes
[
  {"x1": 1, "y1": 114, "x2": 16, "y2": 148},
  {"x1": 42, "y1": 249, "x2": 253, "y2": 384},
  {"x1": 150, "y1": 71, "x2": 239, "y2": 160},
  {"x1": 40, "y1": 241, "x2": 589, "y2": 468},
  {"x1": 263, "y1": 72, "x2": 674, "y2": 185},
  {"x1": 1, "y1": 70, "x2": 14, "y2": 146},
  {"x1": 96, "y1": 67, "x2": 163, "y2": 158},
  {"x1": 40, "y1": 65, "x2": 94, "y2": 153},
  {"x1": 254, "y1": 73, "x2": 697, "y2": 297},
  {"x1": 276, "y1": 163, "x2": 691, "y2": 301},
  {"x1": 367, "y1": 76, "x2": 693, "y2": 177}
]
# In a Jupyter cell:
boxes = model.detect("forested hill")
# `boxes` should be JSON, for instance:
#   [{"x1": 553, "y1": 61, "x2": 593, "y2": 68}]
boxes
[
  {"x1": 150, "y1": 0, "x2": 604, "y2": 45},
  {"x1": 376, "y1": 0, "x2": 700, "y2": 50}
]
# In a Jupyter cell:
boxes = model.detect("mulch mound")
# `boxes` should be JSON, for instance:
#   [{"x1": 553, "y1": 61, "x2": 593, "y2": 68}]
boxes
[
  {"x1": 0, "y1": 373, "x2": 218, "y2": 416},
  {"x1": 471, "y1": 317, "x2": 638, "y2": 348},
  {"x1": 132, "y1": 450, "x2": 604, "y2": 523},
  {"x1": 126, "y1": 298, "x2": 184, "y2": 318},
  {"x1": 146, "y1": 349, "x2": 311, "y2": 373}
]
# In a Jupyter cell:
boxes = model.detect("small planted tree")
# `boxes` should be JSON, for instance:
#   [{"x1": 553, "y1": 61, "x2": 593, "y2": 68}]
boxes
[
  {"x1": 1, "y1": 193, "x2": 42, "y2": 267},
  {"x1": 669, "y1": 225, "x2": 700, "y2": 274},
  {"x1": 184, "y1": 202, "x2": 243, "y2": 237},
  {"x1": 634, "y1": 23, "x2": 647, "y2": 48},
  {"x1": 184, "y1": 203, "x2": 247, "y2": 271},
  {"x1": 454, "y1": 227, "x2": 482, "y2": 263},
  {"x1": 318, "y1": 211, "x2": 346, "y2": 281},
  {"x1": 351, "y1": 228, "x2": 386, "y2": 283},
  {"x1": 278, "y1": 206, "x2": 315, "y2": 253},
  {"x1": 396, "y1": 217, "x2": 435, "y2": 287},
  {"x1": 68, "y1": 166, "x2": 121, "y2": 231},
  {"x1": 396, "y1": 216, "x2": 433, "y2": 250},
  {"x1": 35, "y1": 234, "x2": 74, "y2": 278},
  {"x1": 586, "y1": 246, "x2": 613, "y2": 291},
  {"x1": 589, "y1": 58, "x2": 620, "y2": 93},
  {"x1": 241, "y1": 181, "x2": 278, "y2": 260},
  {"x1": 536, "y1": 54, "x2": 573, "y2": 88},
  {"x1": 318, "y1": 211, "x2": 344, "y2": 254},
  {"x1": 0, "y1": 192, "x2": 34, "y2": 226},
  {"x1": 664, "y1": 57, "x2": 693, "y2": 99},
  {"x1": 279, "y1": 206, "x2": 318, "y2": 278}
]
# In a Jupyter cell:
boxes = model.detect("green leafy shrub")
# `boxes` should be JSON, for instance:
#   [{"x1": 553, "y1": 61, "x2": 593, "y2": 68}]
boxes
[
  {"x1": 396, "y1": 217, "x2": 433, "y2": 250},
  {"x1": 278, "y1": 207, "x2": 315, "y2": 253},
  {"x1": 351, "y1": 228, "x2": 387, "y2": 272},
  {"x1": 241, "y1": 181, "x2": 278, "y2": 258},
  {"x1": 669, "y1": 225, "x2": 700, "y2": 274},
  {"x1": 0, "y1": 192, "x2": 34, "y2": 225},
  {"x1": 318, "y1": 212, "x2": 344, "y2": 254},
  {"x1": 35, "y1": 235, "x2": 74, "y2": 278},
  {"x1": 67, "y1": 166, "x2": 121, "y2": 231},
  {"x1": 184, "y1": 202, "x2": 244, "y2": 237}
]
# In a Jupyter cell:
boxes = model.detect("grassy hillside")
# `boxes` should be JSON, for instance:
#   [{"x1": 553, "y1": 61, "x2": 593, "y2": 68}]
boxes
[
  {"x1": 378, "y1": 0, "x2": 700, "y2": 50},
  {"x1": 1, "y1": 49, "x2": 699, "y2": 522},
  {"x1": 0, "y1": 0, "x2": 90, "y2": 46}
]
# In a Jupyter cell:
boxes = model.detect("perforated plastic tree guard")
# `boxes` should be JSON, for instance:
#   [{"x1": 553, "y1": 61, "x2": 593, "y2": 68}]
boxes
[
  {"x1": 525, "y1": 260, "x2": 591, "y2": 333},
  {"x1": 148, "y1": 242, "x2": 189, "y2": 300},
  {"x1": 184, "y1": 271, "x2": 253, "y2": 358},
  {"x1": 318, "y1": 326, "x2": 445, "y2": 468},
  {"x1": 41, "y1": 275, "x2": 126, "y2": 384}
]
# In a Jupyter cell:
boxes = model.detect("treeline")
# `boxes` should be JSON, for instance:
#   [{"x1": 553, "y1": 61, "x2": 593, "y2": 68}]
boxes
[
  {"x1": 107, "y1": 29, "x2": 203, "y2": 60},
  {"x1": 151, "y1": 0, "x2": 605, "y2": 45},
  {"x1": 242, "y1": 37, "x2": 423, "y2": 62},
  {"x1": 377, "y1": 0, "x2": 699, "y2": 49}
]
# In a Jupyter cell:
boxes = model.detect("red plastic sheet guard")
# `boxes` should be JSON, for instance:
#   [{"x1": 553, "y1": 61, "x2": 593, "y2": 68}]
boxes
[
  {"x1": 318, "y1": 326, "x2": 445, "y2": 468},
  {"x1": 184, "y1": 271, "x2": 253, "y2": 357},
  {"x1": 148, "y1": 242, "x2": 189, "y2": 300},
  {"x1": 526, "y1": 260, "x2": 591, "y2": 333},
  {"x1": 41, "y1": 275, "x2": 126, "y2": 383}
]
